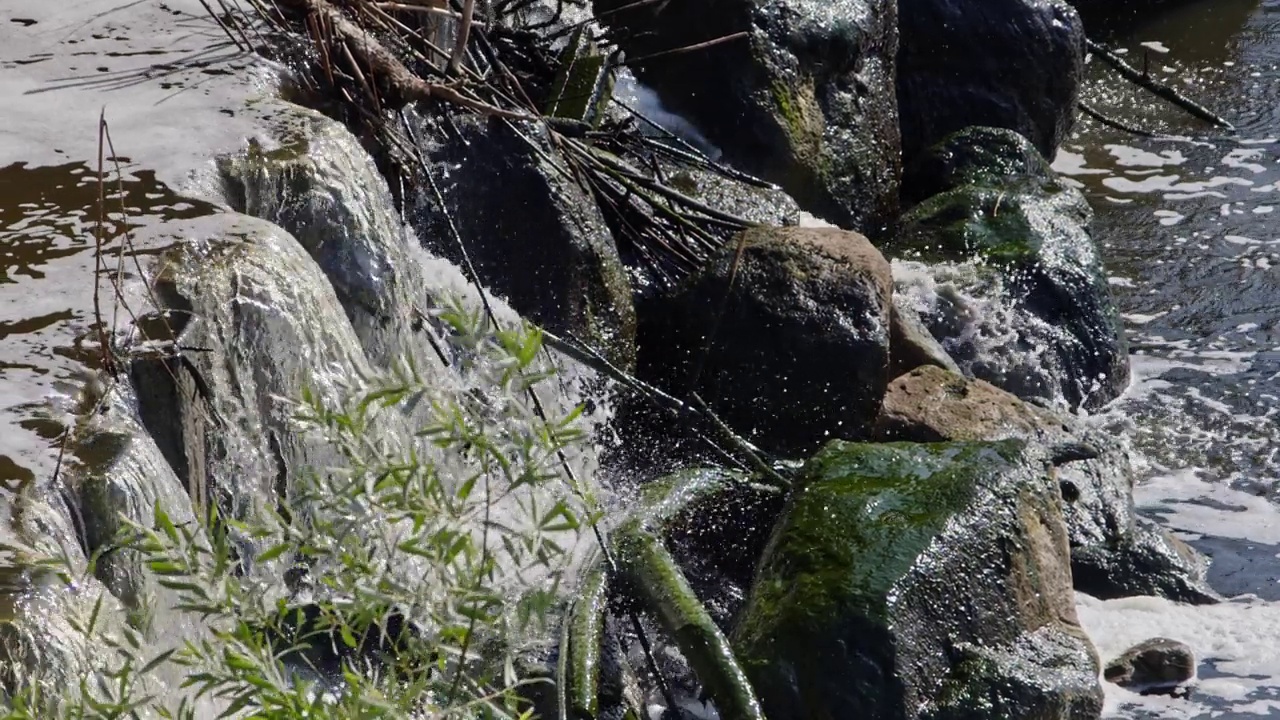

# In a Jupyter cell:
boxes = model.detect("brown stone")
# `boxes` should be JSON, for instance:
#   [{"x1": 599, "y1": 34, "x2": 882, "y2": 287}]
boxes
[
  {"x1": 638, "y1": 225, "x2": 893, "y2": 454},
  {"x1": 1105, "y1": 638, "x2": 1196, "y2": 692}
]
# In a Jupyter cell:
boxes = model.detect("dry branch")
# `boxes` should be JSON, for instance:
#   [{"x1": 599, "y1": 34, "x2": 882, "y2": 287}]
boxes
[
  {"x1": 274, "y1": 0, "x2": 532, "y2": 119},
  {"x1": 1086, "y1": 38, "x2": 1233, "y2": 130}
]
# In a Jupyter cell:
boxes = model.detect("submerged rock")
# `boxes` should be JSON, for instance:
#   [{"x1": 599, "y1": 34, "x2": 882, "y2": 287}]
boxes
[
  {"x1": 897, "y1": 0, "x2": 1084, "y2": 168},
  {"x1": 1104, "y1": 638, "x2": 1196, "y2": 693},
  {"x1": 893, "y1": 127, "x2": 1129, "y2": 410},
  {"x1": 733, "y1": 440, "x2": 1103, "y2": 720},
  {"x1": 594, "y1": 0, "x2": 901, "y2": 234},
  {"x1": 876, "y1": 366, "x2": 1219, "y2": 604},
  {"x1": 637, "y1": 226, "x2": 892, "y2": 455}
]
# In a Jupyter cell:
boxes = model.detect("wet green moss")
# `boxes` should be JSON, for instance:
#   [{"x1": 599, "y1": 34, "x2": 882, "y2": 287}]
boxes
[
  {"x1": 738, "y1": 441, "x2": 1022, "y2": 634},
  {"x1": 732, "y1": 440, "x2": 1030, "y2": 720}
]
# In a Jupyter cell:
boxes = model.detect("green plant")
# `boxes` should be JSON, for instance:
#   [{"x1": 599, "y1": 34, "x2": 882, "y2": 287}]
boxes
[{"x1": 1, "y1": 298, "x2": 597, "y2": 720}]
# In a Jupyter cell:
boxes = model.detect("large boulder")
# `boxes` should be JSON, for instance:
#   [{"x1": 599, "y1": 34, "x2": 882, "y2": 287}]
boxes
[
  {"x1": 734, "y1": 440, "x2": 1103, "y2": 720},
  {"x1": 897, "y1": 0, "x2": 1084, "y2": 168},
  {"x1": 892, "y1": 127, "x2": 1129, "y2": 411},
  {"x1": 410, "y1": 114, "x2": 637, "y2": 368},
  {"x1": 876, "y1": 366, "x2": 1219, "y2": 604},
  {"x1": 593, "y1": 0, "x2": 901, "y2": 234},
  {"x1": 637, "y1": 226, "x2": 892, "y2": 455}
]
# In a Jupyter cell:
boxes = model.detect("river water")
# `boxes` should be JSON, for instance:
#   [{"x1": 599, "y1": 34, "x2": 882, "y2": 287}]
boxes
[
  {"x1": 1062, "y1": 1, "x2": 1280, "y2": 717},
  {"x1": 4, "y1": 0, "x2": 1280, "y2": 717}
]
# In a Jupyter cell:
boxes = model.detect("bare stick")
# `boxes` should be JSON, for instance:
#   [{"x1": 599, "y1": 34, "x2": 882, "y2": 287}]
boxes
[
  {"x1": 449, "y1": 0, "x2": 475, "y2": 75},
  {"x1": 619, "y1": 31, "x2": 750, "y2": 67},
  {"x1": 1078, "y1": 100, "x2": 1161, "y2": 138},
  {"x1": 1086, "y1": 38, "x2": 1233, "y2": 130}
]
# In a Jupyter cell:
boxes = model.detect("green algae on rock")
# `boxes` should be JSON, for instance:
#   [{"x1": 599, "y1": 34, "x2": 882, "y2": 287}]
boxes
[
  {"x1": 733, "y1": 440, "x2": 1102, "y2": 720},
  {"x1": 892, "y1": 127, "x2": 1129, "y2": 411},
  {"x1": 877, "y1": 366, "x2": 1220, "y2": 605}
]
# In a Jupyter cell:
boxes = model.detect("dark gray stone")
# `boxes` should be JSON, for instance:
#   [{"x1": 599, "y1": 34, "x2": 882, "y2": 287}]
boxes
[
  {"x1": 897, "y1": 0, "x2": 1084, "y2": 169},
  {"x1": 594, "y1": 0, "x2": 901, "y2": 234},
  {"x1": 411, "y1": 114, "x2": 637, "y2": 368},
  {"x1": 1104, "y1": 638, "x2": 1196, "y2": 693}
]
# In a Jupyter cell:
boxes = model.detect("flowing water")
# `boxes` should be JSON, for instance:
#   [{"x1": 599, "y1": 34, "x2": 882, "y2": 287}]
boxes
[{"x1": 1061, "y1": 1, "x2": 1280, "y2": 716}]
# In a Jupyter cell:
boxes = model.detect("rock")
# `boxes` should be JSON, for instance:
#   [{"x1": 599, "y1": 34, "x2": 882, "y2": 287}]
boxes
[
  {"x1": 657, "y1": 162, "x2": 800, "y2": 231},
  {"x1": 593, "y1": 0, "x2": 901, "y2": 234},
  {"x1": 876, "y1": 366, "x2": 1220, "y2": 604},
  {"x1": 892, "y1": 127, "x2": 1129, "y2": 411},
  {"x1": 897, "y1": 0, "x2": 1084, "y2": 169},
  {"x1": 637, "y1": 226, "x2": 892, "y2": 455},
  {"x1": 1104, "y1": 638, "x2": 1196, "y2": 693},
  {"x1": 733, "y1": 440, "x2": 1103, "y2": 720},
  {"x1": 146, "y1": 215, "x2": 376, "y2": 525},
  {"x1": 890, "y1": 295, "x2": 962, "y2": 378},
  {"x1": 70, "y1": 384, "x2": 201, "y2": 618},
  {"x1": 410, "y1": 114, "x2": 637, "y2": 368}
]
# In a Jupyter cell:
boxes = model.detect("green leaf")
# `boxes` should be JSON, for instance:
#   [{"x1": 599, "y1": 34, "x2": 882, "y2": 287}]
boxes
[
  {"x1": 154, "y1": 502, "x2": 179, "y2": 544},
  {"x1": 255, "y1": 543, "x2": 290, "y2": 564}
]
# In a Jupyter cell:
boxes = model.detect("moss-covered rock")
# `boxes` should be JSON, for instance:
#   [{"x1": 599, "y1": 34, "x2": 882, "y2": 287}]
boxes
[
  {"x1": 638, "y1": 226, "x2": 893, "y2": 455},
  {"x1": 892, "y1": 127, "x2": 1129, "y2": 411},
  {"x1": 593, "y1": 0, "x2": 901, "y2": 234},
  {"x1": 876, "y1": 366, "x2": 1219, "y2": 605},
  {"x1": 733, "y1": 440, "x2": 1102, "y2": 720}
]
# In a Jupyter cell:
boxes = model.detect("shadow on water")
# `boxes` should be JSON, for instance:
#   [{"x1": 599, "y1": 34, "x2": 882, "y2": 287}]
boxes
[
  {"x1": 0, "y1": 161, "x2": 219, "y2": 283},
  {"x1": 0, "y1": 162, "x2": 219, "y2": 486}
]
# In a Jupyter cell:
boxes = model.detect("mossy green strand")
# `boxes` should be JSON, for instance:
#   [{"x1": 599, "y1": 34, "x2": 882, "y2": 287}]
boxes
[
  {"x1": 732, "y1": 440, "x2": 1102, "y2": 720},
  {"x1": 614, "y1": 469, "x2": 768, "y2": 720}
]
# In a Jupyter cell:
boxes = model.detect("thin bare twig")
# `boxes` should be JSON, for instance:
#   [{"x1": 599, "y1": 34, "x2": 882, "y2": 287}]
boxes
[{"x1": 1086, "y1": 38, "x2": 1233, "y2": 130}]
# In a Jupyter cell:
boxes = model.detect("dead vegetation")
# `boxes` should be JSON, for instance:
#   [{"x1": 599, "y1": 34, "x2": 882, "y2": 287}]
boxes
[{"x1": 209, "y1": 0, "x2": 765, "y2": 286}]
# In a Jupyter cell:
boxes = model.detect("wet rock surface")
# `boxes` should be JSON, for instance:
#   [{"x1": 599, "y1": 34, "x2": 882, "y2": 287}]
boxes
[
  {"x1": 638, "y1": 225, "x2": 892, "y2": 455},
  {"x1": 733, "y1": 440, "x2": 1102, "y2": 720},
  {"x1": 411, "y1": 114, "x2": 637, "y2": 368},
  {"x1": 144, "y1": 216, "x2": 375, "y2": 523},
  {"x1": 893, "y1": 127, "x2": 1129, "y2": 411},
  {"x1": 593, "y1": 0, "x2": 901, "y2": 234},
  {"x1": 1104, "y1": 638, "x2": 1196, "y2": 693},
  {"x1": 877, "y1": 366, "x2": 1220, "y2": 605},
  {"x1": 889, "y1": 295, "x2": 962, "y2": 378},
  {"x1": 897, "y1": 0, "x2": 1084, "y2": 168}
]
